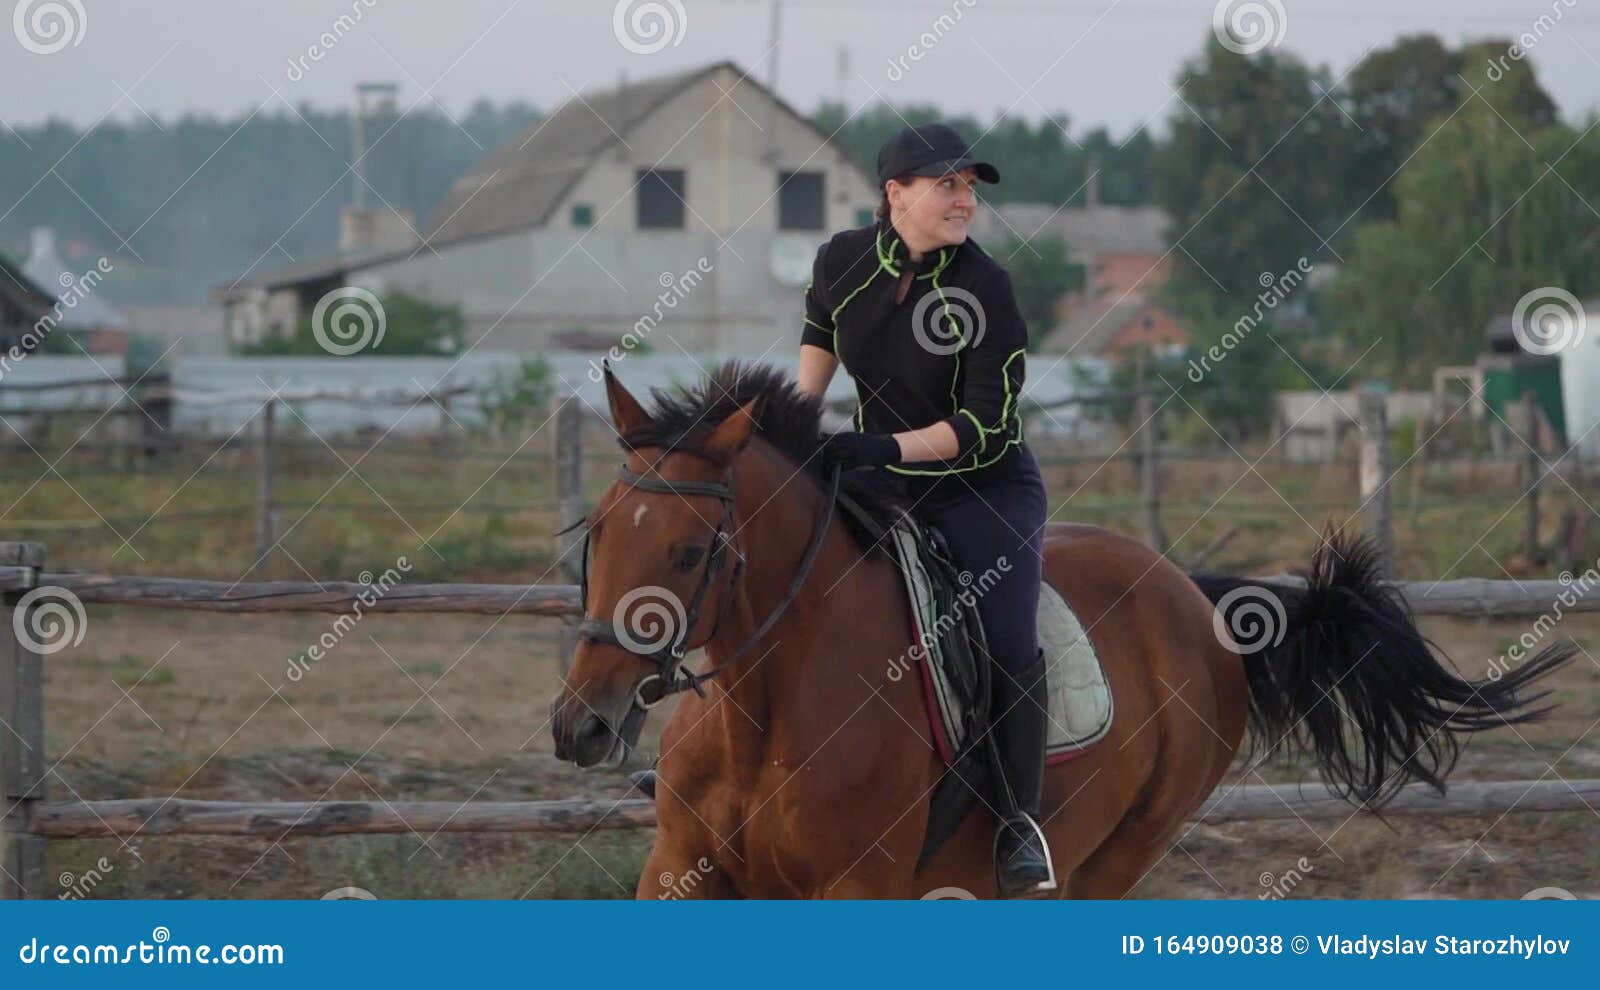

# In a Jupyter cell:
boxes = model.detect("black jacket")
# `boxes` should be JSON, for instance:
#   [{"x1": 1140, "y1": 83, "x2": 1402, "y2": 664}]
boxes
[{"x1": 801, "y1": 217, "x2": 1028, "y2": 477}]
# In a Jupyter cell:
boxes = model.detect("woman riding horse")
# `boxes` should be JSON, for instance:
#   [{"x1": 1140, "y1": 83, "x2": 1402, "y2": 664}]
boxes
[{"x1": 797, "y1": 122, "x2": 1052, "y2": 896}]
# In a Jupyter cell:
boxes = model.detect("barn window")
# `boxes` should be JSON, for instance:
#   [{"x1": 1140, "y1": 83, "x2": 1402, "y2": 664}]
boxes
[
  {"x1": 571, "y1": 203, "x2": 594, "y2": 228},
  {"x1": 855, "y1": 207, "x2": 873, "y2": 227},
  {"x1": 778, "y1": 171, "x2": 825, "y2": 230},
  {"x1": 637, "y1": 169, "x2": 686, "y2": 229}
]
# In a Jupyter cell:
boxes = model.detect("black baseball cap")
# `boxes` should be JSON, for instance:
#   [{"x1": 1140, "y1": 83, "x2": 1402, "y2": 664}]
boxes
[{"x1": 876, "y1": 122, "x2": 1000, "y2": 187}]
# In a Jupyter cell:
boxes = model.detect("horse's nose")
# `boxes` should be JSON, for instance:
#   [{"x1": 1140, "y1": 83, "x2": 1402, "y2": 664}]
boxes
[
  {"x1": 550, "y1": 696, "x2": 570, "y2": 761},
  {"x1": 572, "y1": 712, "x2": 616, "y2": 767}
]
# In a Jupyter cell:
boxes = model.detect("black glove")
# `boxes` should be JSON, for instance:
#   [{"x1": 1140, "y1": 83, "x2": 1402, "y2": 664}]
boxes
[{"x1": 818, "y1": 431, "x2": 901, "y2": 472}]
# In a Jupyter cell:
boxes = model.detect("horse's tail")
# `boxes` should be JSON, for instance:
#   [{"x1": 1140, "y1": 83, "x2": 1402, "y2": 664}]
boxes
[{"x1": 1187, "y1": 527, "x2": 1574, "y2": 805}]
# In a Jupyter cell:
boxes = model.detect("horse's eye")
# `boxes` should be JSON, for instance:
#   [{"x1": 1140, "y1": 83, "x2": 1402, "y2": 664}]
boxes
[{"x1": 670, "y1": 544, "x2": 706, "y2": 572}]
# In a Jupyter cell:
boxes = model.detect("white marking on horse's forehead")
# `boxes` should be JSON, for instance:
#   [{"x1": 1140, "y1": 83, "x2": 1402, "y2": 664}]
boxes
[{"x1": 632, "y1": 503, "x2": 649, "y2": 528}]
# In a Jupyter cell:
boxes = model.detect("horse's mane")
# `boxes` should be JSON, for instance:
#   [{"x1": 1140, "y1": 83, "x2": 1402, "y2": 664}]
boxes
[
  {"x1": 621, "y1": 360, "x2": 825, "y2": 470},
  {"x1": 618, "y1": 360, "x2": 901, "y2": 551}
]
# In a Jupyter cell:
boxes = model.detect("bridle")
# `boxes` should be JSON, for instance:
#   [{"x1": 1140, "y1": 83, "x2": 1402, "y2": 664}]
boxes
[{"x1": 563, "y1": 456, "x2": 842, "y2": 709}]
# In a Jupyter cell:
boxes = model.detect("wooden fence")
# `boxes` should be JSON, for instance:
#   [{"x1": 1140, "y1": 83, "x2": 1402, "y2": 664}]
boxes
[{"x1": 4, "y1": 536, "x2": 1599, "y2": 898}]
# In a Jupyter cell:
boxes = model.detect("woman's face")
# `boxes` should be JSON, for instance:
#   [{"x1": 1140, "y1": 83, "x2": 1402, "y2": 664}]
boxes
[{"x1": 887, "y1": 167, "x2": 980, "y2": 250}]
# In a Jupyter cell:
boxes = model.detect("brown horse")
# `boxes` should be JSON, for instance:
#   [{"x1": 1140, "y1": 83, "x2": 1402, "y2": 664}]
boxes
[{"x1": 550, "y1": 362, "x2": 1572, "y2": 899}]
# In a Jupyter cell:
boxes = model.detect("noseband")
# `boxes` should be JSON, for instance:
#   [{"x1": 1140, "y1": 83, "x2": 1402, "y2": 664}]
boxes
[{"x1": 567, "y1": 459, "x2": 842, "y2": 707}]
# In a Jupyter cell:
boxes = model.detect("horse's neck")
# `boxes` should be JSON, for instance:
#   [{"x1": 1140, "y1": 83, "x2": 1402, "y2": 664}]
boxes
[{"x1": 703, "y1": 450, "x2": 900, "y2": 749}]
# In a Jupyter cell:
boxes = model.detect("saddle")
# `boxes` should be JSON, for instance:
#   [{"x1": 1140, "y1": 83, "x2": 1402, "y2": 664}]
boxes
[{"x1": 834, "y1": 492, "x2": 1114, "y2": 864}]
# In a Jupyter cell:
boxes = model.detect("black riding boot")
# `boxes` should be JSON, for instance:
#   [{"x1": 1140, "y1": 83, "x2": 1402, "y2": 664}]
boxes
[{"x1": 991, "y1": 649, "x2": 1056, "y2": 897}]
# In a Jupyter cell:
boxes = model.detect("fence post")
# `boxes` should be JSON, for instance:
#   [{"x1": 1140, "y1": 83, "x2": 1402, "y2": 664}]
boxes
[
  {"x1": 1359, "y1": 387, "x2": 1394, "y2": 579},
  {"x1": 1135, "y1": 390, "x2": 1166, "y2": 554},
  {"x1": 552, "y1": 394, "x2": 584, "y2": 674},
  {"x1": 1, "y1": 541, "x2": 46, "y2": 899},
  {"x1": 1523, "y1": 391, "x2": 1542, "y2": 563},
  {"x1": 255, "y1": 398, "x2": 277, "y2": 561},
  {"x1": 136, "y1": 372, "x2": 174, "y2": 464}
]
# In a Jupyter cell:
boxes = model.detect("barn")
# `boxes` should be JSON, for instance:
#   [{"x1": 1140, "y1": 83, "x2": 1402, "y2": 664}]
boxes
[{"x1": 219, "y1": 61, "x2": 876, "y2": 356}]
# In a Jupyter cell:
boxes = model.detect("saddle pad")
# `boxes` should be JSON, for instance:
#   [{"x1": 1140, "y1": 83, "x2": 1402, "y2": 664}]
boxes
[{"x1": 887, "y1": 524, "x2": 1114, "y2": 766}]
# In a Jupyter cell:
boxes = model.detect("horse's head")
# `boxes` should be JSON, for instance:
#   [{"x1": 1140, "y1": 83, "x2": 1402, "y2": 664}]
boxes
[{"x1": 550, "y1": 366, "x2": 760, "y2": 768}]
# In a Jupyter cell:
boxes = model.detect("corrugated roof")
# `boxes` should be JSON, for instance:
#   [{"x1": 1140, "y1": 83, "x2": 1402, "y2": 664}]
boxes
[
  {"x1": 1040, "y1": 299, "x2": 1146, "y2": 355},
  {"x1": 424, "y1": 62, "x2": 720, "y2": 249},
  {"x1": 972, "y1": 204, "x2": 1168, "y2": 256},
  {"x1": 0, "y1": 253, "x2": 55, "y2": 323}
]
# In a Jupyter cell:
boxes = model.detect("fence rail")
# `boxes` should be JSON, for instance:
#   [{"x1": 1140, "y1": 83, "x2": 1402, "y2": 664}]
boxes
[
  {"x1": 21, "y1": 569, "x2": 1595, "y2": 620},
  {"x1": 19, "y1": 778, "x2": 1600, "y2": 841}
]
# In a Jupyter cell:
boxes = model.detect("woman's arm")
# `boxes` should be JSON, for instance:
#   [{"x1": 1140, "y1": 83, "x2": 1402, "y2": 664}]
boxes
[
  {"x1": 893, "y1": 421, "x2": 960, "y2": 462},
  {"x1": 796, "y1": 343, "x2": 838, "y2": 400}
]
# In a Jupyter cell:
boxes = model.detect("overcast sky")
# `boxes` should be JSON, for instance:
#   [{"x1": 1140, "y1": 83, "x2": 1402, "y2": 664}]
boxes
[{"x1": 5, "y1": 0, "x2": 1600, "y2": 137}]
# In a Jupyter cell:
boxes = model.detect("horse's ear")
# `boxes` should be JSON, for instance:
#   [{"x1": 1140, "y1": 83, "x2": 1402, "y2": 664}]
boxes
[
  {"x1": 603, "y1": 363, "x2": 651, "y2": 434},
  {"x1": 703, "y1": 398, "x2": 761, "y2": 463}
]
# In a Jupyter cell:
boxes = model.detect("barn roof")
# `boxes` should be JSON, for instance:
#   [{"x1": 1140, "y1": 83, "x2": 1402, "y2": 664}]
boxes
[{"x1": 425, "y1": 61, "x2": 761, "y2": 249}]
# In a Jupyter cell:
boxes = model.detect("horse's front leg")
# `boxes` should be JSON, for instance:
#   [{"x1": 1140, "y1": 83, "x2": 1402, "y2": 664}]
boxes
[{"x1": 637, "y1": 837, "x2": 736, "y2": 899}]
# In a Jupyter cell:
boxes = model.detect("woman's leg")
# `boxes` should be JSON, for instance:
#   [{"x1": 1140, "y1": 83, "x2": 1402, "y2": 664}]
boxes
[
  {"x1": 913, "y1": 459, "x2": 1046, "y2": 677},
  {"x1": 912, "y1": 454, "x2": 1054, "y2": 895}
]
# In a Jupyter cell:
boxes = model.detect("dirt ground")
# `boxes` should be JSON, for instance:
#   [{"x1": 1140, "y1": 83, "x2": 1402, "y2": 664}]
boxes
[{"x1": 32, "y1": 603, "x2": 1600, "y2": 900}]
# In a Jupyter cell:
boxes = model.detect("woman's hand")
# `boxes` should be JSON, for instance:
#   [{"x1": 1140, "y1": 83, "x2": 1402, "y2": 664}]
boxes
[{"x1": 817, "y1": 431, "x2": 902, "y2": 472}]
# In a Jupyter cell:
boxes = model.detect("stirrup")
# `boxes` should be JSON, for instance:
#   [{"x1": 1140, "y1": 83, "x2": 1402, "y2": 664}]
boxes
[{"x1": 993, "y1": 813, "x2": 1058, "y2": 896}]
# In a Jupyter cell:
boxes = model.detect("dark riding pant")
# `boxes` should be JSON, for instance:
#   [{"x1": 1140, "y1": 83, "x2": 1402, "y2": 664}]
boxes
[{"x1": 896, "y1": 445, "x2": 1047, "y2": 677}]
